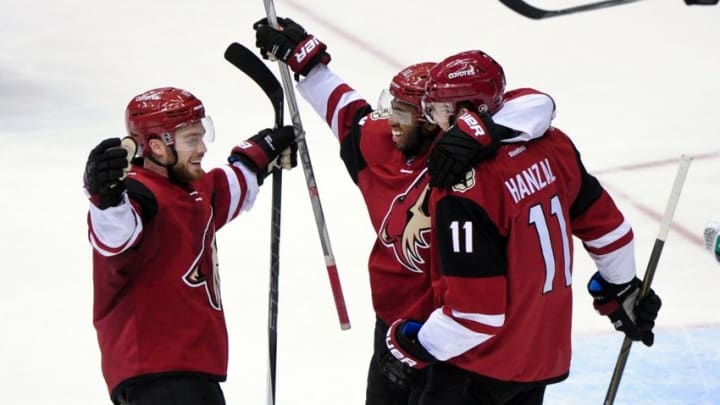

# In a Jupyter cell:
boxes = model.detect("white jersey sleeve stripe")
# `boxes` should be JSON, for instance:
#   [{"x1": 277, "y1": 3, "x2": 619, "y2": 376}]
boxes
[
  {"x1": 297, "y1": 64, "x2": 363, "y2": 138},
  {"x1": 590, "y1": 239, "x2": 637, "y2": 284},
  {"x1": 297, "y1": 65, "x2": 342, "y2": 129},
  {"x1": 584, "y1": 220, "x2": 632, "y2": 249},
  {"x1": 330, "y1": 90, "x2": 364, "y2": 137},
  {"x1": 219, "y1": 165, "x2": 242, "y2": 225},
  {"x1": 89, "y1": 194, "x2": 143, "y2": 257},
  {"x1": 229, "y1": 161, "x2": 259, "y2": 214},
  {"x1": 417, "y1": 307, "x2": 495, "y2": 361},
  {"x1": 451, "y1": 309, "x2": 505, "y2": 327}
]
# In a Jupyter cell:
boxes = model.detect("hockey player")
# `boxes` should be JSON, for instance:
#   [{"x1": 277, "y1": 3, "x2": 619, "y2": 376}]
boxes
[
  {"x1": 383, "y1": 50, "x2": 663, "y2": 404},
  {"x1": 83, "y1": 87, "x2": 296, "y2": 405},
  {"x1": 704, "y1": 218, "x2": 720, "y2": 263},
  {"x1": 253, "y1": 19, "x2": 557, "y2": 404}
]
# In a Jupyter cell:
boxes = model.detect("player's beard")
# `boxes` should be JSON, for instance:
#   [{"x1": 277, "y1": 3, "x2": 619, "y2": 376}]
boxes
[
  {"x1": 396, "y1": 122, "x2": 438, "y2": 158},
  {"x1": 170, "y1": 155, "x2": 204, "y2": 184},
  {"x1": 394, "y1": 124, "x2": 421, "y2": 154}
]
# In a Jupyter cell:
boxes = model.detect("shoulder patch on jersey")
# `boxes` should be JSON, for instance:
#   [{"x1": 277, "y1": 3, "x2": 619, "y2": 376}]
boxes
[{"x1": 451, "y1": 168, "x2": 476, "y2": 193}]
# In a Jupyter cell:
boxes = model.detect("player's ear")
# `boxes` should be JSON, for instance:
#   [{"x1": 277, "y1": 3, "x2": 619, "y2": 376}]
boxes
[{"x1": 148, "y1": 138, "x2": 164, "y2": 154}]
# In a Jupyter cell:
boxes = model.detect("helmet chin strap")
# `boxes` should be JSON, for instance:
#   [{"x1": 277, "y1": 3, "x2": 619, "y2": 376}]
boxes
[
  {"x1": 147, "y1": 148, "x2": 178, "y2": 166},
  {"x1": 165, "y1": 148, "x2": 187, "y2": 184},
  {"x1": 147, "y1": 146, "x2": 182, "y2": 181}
]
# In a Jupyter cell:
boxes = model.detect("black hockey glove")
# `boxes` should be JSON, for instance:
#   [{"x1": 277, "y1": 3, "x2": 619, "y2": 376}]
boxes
[
  {"x1": 588, "y1": 272, "x2": 662, "y2": 346},
  {"x1": 381, "y1": 319, "x2": 436, "y2": 387},
  {"x1": 229, "y1": 126, "x2": 297, "y2": 185},
  {"x1": 377, "y1": 344, "x2": 421, "y2": 388},
  {"x1": 84, "y1": 137, "x2": 132, "y2": 209},
  {"x1": 253, "y1": 17, "x2": 331, "y2": 80},
  {"x1": 427, "y1": 111, "x2": 508, "y2": 189}
]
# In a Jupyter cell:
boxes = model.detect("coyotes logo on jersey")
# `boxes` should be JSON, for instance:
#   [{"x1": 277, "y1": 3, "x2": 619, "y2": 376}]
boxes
[
  {"x1": 183, "y1": 233, "x2": 222, "y2": 310},
  {"x1": 379, "y1": 169, "x2": 432, "y2": 273}
]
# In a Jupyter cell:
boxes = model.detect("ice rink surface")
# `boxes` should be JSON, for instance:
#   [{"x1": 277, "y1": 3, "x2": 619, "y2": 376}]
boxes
[{"x1": 1, "y1": 0, "x2": 718, "y2": 403}]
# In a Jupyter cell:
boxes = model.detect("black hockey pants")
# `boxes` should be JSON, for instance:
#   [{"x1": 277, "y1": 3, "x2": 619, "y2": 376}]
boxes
[
  {"x1": 418, "y1": 362, "x2": 546, "y2": 405},
  {"x1": 112, "y1": 375, "x2": 226, "y2": 405}
]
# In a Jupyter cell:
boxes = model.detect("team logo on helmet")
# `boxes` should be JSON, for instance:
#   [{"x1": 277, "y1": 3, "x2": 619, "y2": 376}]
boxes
[
  {"x1": 447, "y1": 62, "x2": 476, "y2": 79},
  {"x1": 134, "y1": 92, "x2": 161, "y2": 102},
  {"x1": 379, "y1": 170, "x2": 431, "y2": 273},
  {"x1": 426, "y1": 50, "x2": 506, "y2": 115}
]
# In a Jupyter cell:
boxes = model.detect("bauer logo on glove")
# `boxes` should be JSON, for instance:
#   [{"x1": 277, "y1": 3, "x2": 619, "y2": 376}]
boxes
[
  {"x1": 294, "y1": 37, "x2": 321, "y2": 64},
  {"x1": 457, "y1": 112, "x2": 488, "y2": 138}
]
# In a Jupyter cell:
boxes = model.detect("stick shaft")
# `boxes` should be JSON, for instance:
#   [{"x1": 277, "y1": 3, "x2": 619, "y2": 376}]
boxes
[
  {"x1": 604, "y1": 154, "x2": 692, "y2": 405},
  {"x1": 267, "y1": 169, "x2": 281, "y2": 405},
  {"x1": 263, "y1": 0, "x2": 351, "y2": 330}
]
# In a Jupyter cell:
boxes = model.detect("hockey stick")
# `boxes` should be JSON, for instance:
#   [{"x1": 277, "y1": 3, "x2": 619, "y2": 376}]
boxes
[
  {"x1": 603, "y1": 154, "x2": 693, "y2": 405},
  {"x1": 223, "y1": 42, "x2": 283, "y2": 405},
  {"x1": 262, "y1": 0, "x2": 352, "y2": 331},
  {"x1": 499, "y1": 0, "x2": 643, "y2": 19}
]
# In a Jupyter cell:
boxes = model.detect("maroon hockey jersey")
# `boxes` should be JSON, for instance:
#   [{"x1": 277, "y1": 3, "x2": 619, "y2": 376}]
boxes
[
  {"x1": 297, "y1": 65, "x2": 557, "y2": 324},
  {"x1": 418, "y1": 127, "x2": 637, "y2": 384},
  {"x1": 88, "y1": 162, "x2": 257, "y2": 395}
]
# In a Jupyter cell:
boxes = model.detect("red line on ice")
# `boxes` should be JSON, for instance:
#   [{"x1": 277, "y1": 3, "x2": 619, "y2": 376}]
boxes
[{"x1": 285, "y1": 0, "x2": 406, "y2": 70}]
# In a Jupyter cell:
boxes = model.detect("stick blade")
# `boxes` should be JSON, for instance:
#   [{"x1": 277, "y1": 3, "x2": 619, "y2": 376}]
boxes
[
  {"x1": 498, "y1": 0, "x2": 547, "y2": 19},
  {"x1": 499, "y1": 0, "x2": 643, "y2": 19},
  {"x1": 224, "y1": 42, "x2": 284, "y2": 117}
]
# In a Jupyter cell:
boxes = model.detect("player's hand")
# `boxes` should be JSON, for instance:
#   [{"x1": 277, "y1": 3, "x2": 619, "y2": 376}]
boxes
[
  {"x1": 253, "y1": 17, "x2": 331, "y2": 79},
  {"x1": 703, "y1": 219, "x2": 720, "y2": 263},
  {"x1": 84, "y1": 137, "x2": 133, "y2": 209},
  {"x1": 229, "y1": 126, "x2": 297, "y2": 185},
  {"x1": 275, "y1": 142, "x2": 298, "y2": 171},
  {"x1": 380, "y1": 319, "x2": 436, "y2": 387},
  {"x1": 588, "y1": 272, "x2": 662, "y2": 346},
  {"x1": 377, "y1": 342, "x2": 421, "y2": 388},
  {"x1": 427, "y1": 111, "x2": 507, "y2": 189}
]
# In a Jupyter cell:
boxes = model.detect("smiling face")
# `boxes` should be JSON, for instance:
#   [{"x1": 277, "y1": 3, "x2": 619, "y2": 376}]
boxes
[
  {"x1": 170, "y1": 122, "x2": 208, "y2": 182},
  {"x1": 388, "y1": 99, "x2": 423, "y2": 152}
]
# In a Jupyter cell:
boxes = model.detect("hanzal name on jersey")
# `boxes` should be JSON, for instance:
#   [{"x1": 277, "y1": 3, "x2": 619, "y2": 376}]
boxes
[{"x1": 504, "y1": 158, "x2": 556, "y2": 203}]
